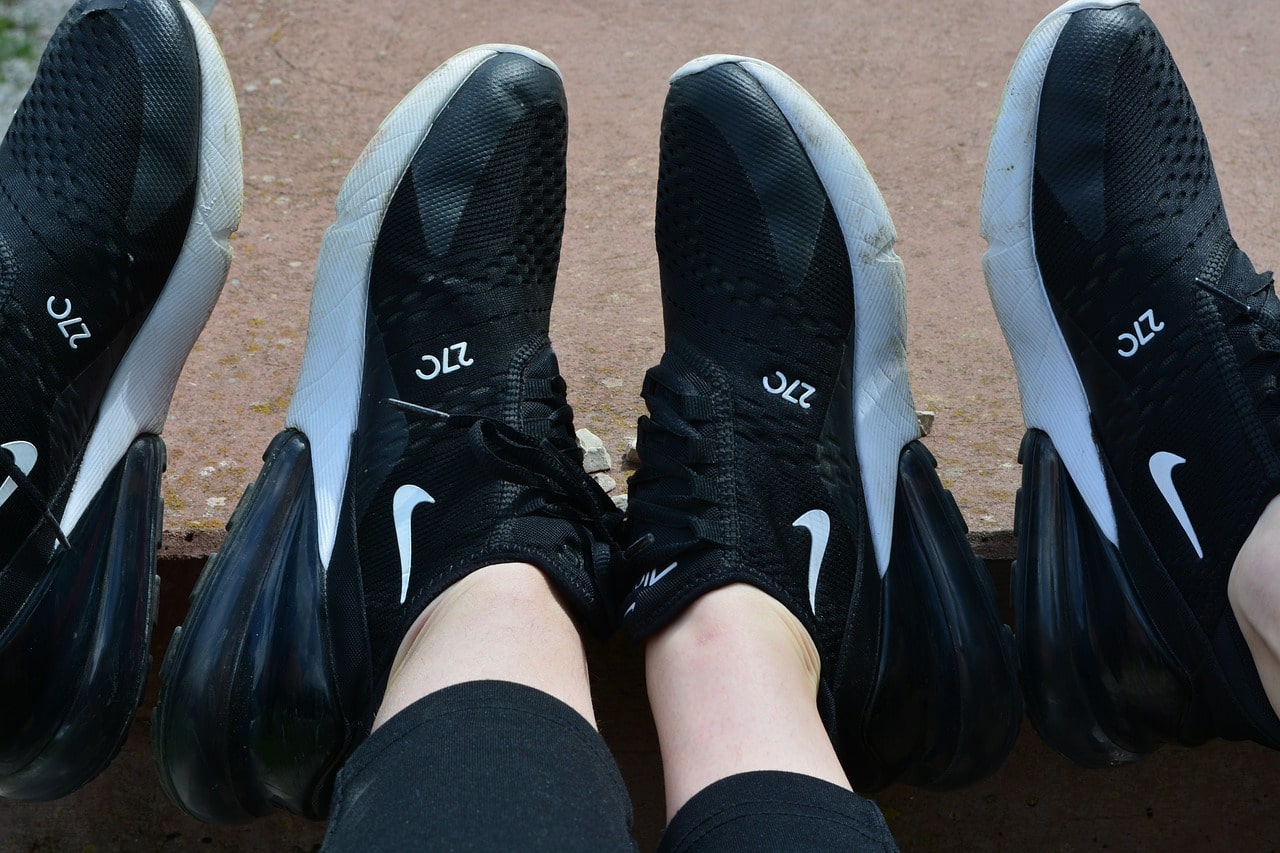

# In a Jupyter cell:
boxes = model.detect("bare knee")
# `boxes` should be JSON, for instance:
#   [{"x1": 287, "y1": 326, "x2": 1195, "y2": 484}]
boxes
[{"x1": 1230, "y1": 497, "x2": 1280, "y2": 639}]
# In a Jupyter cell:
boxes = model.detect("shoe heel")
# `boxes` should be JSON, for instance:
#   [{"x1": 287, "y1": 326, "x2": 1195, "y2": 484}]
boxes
[
  {"x1": 153, "y1": 430, "x2": 351, "y2": 822},
  {"x1": 0, "y1": 434, "x2": 164, "y2": 800},
  {"x1": 846, "y1": 440, "x2": 1022, "y2": 790},
  {"x1": 1013, "y1": 428, "x2": 1191, "y2": 766}
]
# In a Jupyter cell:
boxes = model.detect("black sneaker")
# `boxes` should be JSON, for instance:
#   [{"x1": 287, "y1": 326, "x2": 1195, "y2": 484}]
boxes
[
  {"x1": 982, "y1": 0, "x2": 1280, "y2": 765},
  {"x1": 152, "y1": 44, "x2": 621, "y2": 823},
  {"x1": 0, "y1": 0, "x2": 241, "y2": 801},
  {"x1": 622, "y1": 54, "x2": 1022, "y2": 791}
]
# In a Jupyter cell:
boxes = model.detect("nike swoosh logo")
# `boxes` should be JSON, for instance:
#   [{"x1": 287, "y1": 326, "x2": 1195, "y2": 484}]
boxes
[
  {"x1": 1149, "y1": 451, "x2": 1203, "y2": 559},
  {"x1": 631, "y1": 561, "x2": 678, "y2": 593},
  {"x1": 0, "y1": 440, "x2": 38, "y2": 509},
  {"x1": 624, "y1": 561, "x2": 679, "y2": 617},
  {"x1": 646, "y1": 561, "x2": 678, "y2": 587},
  {"x1": 793, "y1": 509, "x2": 830, "y2": 612},
  {"x1": 393, "y1": 483, "x2": 435, "y2": 604}
]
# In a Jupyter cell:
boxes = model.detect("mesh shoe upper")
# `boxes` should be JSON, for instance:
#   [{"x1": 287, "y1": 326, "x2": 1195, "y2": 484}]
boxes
[
  {"x1": 980, "y1": 0, "x2": 1280, "y2": 754},
  {"x1": 1031, "y1": 6, "x2": 1280, "y2": 703},
  {"x1": 622, "y1": 61, "x2": 868, "y2": 666},
  {"x1": 624, "y1": 57, "x2": 1023, "y2": 790},
  {"x1": 0, "y1": 0, "x2": 200, "y2": 632},
  {"x1": 0, "y1": 0, "x2": 241, "y2": 802},
  {"x1": 152, "y1": 49, "x2": 622, "y2": 824},
  {"x1": 329, "y1": 51, "x2": 621, "y2": 682}
]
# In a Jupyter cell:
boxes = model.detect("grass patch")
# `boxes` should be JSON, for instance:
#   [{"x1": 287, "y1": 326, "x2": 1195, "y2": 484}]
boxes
[{"x1": 0, "y1": 7, "x2": 38, "y2": 79}]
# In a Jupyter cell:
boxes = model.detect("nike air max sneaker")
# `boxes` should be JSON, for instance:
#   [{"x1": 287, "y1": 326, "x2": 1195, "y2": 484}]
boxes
[
  {"x1": 622, "y1": 55, "x2": 1022, "y2": 791},
  {"x1": 0, "y1": 0, "x2": 241, "y2": 801},
  {"x1": 982, "y1": 0, "x2": 1280, "y2": 765},
  {"x1": 153, "y1": 45, "x2": 621, "y2": 822}
]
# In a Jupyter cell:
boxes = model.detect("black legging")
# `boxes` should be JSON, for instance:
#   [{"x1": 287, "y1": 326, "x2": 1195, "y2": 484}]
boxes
[{"x1": 322, "y1": 680, "x2": 898, "y2": 851}]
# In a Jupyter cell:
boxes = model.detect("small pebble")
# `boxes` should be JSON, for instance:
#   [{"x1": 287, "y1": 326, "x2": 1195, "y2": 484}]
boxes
[{"x1": 576, "y1": 428, "x2": 612, "y2": 473}]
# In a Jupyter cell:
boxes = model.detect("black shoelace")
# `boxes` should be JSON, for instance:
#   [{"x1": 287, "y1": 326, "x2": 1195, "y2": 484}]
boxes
[
  {"x1": 1186, "y1": 233, "x2": 1280, "y2": 465},
  {"x1": 621, "y1": 364, "x2": 728, "y2": 571},
  {"x1": 0, "y1": 445, "x2": 71, "y2": 552},
  {"x1": 1192, "y1": 233, "x2": 1279, "y2": 326},
  {"x1": 383, "y1": 396, "x2": 623, "y2": 566}
]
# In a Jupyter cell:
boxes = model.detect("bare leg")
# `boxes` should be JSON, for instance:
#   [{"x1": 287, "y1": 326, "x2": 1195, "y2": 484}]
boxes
[
  {"x1": 328, "y1": 562, "x2": 635, "y2": 852},
  {"x1": 1229, "y1": 496, "x2": 1280, "y2": 715},
  {"x1": 374, "y1": 562, "x2": 595, "y2": 731},
  {"x1": 644, "y1": 582, "x2": 851, "y2": 819}
]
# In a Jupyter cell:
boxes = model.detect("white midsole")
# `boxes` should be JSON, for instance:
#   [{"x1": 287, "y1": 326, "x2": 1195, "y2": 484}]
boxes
[
  {"x1": 672, "y1": 55, "x2": 920, "y2": 577},
  {"x1": 62, "y1": 0, "x2": 244, "y2": 536},
  {"x1": 284, "y1": 44, "x2": 560, "y2": 568},
  {"x1": 979, "y1": 0, "x2": 1138, "y2": 546}
]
